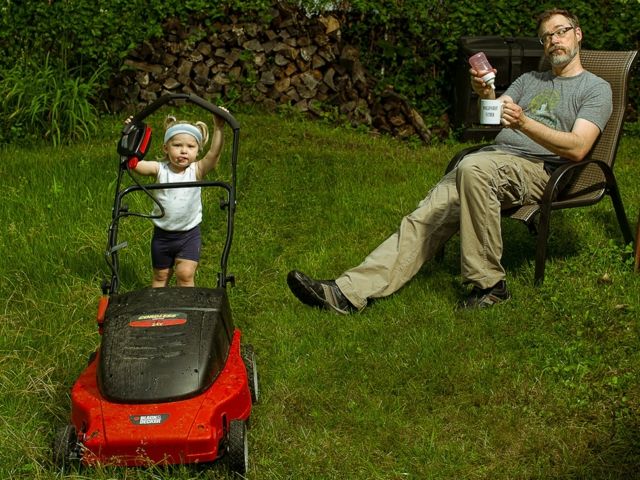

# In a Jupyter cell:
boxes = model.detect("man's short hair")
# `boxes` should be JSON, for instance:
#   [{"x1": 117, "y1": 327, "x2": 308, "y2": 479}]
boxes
[{"x1": 536, "y1": 8, "x2": 580, "y2": 33}]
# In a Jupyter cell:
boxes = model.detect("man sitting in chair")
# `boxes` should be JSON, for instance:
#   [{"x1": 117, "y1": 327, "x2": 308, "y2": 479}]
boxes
[{"x1": 287, "y1": 8, "x2": 612, "y2": 313}]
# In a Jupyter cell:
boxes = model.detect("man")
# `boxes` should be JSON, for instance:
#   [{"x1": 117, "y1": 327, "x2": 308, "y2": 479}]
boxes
[{"x1": 287, "y1": 8, "x2": 612, "y2": 313}]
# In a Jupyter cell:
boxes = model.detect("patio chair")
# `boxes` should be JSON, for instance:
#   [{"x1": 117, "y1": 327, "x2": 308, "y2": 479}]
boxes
[{"x1": 443, "y1": 50, "x2": 638, "y2": 285}]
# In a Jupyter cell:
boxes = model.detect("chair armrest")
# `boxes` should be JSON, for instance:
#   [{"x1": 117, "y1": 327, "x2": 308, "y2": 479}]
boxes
[{"x1": 540, "y1": 158, "x2": 614, "y2": 205}]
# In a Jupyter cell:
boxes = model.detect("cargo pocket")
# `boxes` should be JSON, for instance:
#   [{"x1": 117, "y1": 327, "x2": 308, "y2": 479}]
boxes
[{"x1": 494, "y1": 162, "x2": 528, "y2": 208}]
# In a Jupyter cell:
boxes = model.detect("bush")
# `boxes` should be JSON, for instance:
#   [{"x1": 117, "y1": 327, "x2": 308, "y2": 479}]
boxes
[
  {"x1": 0, "y1": 0, "x2": 275, "y2": 144},
  {"x1": 0, "y1": 55, "x2": 103, "y2": 146},
  {"x1": 0, "y1": 0, "x2": 274, "y2": 74},
  {"x1": 1, "y1": 0, "x2": 638, "y2": 142},
  {"x1": 340, "y1": 0, "x2": 640, "y2": 122}
]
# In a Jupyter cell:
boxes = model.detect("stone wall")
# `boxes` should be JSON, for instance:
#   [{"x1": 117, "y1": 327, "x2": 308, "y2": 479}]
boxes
[{"x1": 108, "y1": 4, "x2": 433, "y2": 142}]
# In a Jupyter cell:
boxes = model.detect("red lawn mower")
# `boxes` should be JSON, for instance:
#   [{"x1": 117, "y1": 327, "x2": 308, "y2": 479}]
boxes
[{"x1": 53, "y1": 93, "x2": 258, "y2": 475}]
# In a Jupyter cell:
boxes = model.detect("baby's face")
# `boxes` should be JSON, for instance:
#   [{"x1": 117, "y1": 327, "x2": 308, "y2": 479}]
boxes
[{"x1": 164, "y1": 133, "x2": 200, "y2": 171}]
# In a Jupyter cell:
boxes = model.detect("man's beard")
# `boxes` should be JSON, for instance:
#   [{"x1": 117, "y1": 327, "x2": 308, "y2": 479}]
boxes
[{"x1": 547, "y1": 44, "x2": 579, "y2": 68}]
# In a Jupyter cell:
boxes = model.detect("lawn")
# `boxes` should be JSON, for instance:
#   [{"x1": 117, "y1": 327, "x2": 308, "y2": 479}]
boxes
[{"x1": 1, "y1": 109, "x2": 639, "y2": 479}]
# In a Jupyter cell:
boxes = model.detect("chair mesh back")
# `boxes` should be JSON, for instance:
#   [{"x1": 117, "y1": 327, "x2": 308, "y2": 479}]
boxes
[
  {"x1": 581, "y1": 51, "x2": 636, "y2": 167},
  {"x1": 537, "y1": 51, "x2": 637, "y2": 201},
  {"x1": 565, "y1": 51, "x2": 637, "y2": 200}
]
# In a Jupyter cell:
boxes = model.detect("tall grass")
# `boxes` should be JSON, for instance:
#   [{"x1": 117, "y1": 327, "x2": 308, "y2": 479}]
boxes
[
  {"x1": 1, "y1": 110, "x2": 639, "y2": 479},
  {"x1": 0, "y1": 55, "x2": 103, "y2": 146}
]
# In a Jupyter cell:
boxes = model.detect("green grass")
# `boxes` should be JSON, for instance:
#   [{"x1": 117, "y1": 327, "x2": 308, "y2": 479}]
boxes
[{"x1": 1, "y1": 110, "x2": 639, "y2": 479}]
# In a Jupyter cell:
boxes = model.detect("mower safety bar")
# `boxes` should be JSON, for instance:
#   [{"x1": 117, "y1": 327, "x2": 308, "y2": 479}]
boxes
[
  {"x1": 128, "y1": 93, "x2": 240, "y2": 131},
  {"x1": 116, "y1": 180, "x2": 233, "y2": 206},
  {"x1": 108, "y1": 179, "x2": 236, "y2": 292}
]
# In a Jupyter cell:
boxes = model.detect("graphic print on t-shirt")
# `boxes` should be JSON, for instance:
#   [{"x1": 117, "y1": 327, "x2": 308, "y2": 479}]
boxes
[{"x1": 527, "y1": 89, "x2": 561, "y2": 129}]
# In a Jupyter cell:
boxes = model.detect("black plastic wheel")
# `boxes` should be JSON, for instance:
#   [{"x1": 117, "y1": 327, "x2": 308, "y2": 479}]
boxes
[
  {"x1": 241, "y1": 344, "x2": 259, "y2": 404},
  {"x1": 52, "y1": 424, "x2": 80, "y2": 470},
  {"x1": 226, "y1": 420, "x2": 248, "y2": 475}
]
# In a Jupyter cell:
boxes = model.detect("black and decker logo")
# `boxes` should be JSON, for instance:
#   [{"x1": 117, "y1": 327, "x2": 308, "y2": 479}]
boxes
[{"x1": 130, "y1": 414, "x2": 169, "y2": 425}]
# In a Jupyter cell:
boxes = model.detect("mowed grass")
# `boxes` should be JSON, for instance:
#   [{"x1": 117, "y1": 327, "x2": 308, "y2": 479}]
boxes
[{"x1": 1, "y1": 109, "x2": 639, "y2": 480}]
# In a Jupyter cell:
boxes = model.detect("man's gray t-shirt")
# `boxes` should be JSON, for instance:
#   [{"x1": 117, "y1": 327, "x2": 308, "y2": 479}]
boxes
[{"x1": 493, "y1": 69, "x2": 612, "y2": 166}]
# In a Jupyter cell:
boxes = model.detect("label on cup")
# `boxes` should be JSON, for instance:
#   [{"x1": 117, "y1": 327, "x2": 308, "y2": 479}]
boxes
[{"x1": 480, "y1": 99, "x2": 503, "y2": 125}]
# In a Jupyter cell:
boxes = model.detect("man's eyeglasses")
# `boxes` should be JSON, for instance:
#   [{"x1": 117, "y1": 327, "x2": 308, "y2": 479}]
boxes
[{"x1": 539, "y1": 26, "x2": 574, "y2": 45}]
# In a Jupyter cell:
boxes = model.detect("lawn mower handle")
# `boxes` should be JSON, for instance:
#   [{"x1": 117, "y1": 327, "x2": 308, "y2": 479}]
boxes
[
  {"x1": 128, "y1": 93, "x2": 240, "y2": 131},
  {"x1": 107, "y1": 92, "x2": 241, "y2": 294}
]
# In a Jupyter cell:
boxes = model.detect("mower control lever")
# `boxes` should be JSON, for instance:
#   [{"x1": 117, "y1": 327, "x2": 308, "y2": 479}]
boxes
[{"x1": 118, "y1": 122, "x2": 152, "y2": 169}]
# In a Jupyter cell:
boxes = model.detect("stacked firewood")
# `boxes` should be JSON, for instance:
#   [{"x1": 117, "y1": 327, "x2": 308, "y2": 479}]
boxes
[{"x1": 108, "y1": 5, "x2": 433, "y2": 142}]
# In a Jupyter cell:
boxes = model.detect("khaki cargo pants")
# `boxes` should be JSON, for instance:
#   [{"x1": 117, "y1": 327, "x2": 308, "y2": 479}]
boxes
[{"x1": 335, "y1": 149, "x2": 550, "y2": 310}]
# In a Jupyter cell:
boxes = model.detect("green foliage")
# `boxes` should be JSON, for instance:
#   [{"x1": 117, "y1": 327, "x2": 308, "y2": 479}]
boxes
[
  {"x1": 341, "y1": 0, "x2": 640, "y2": 124},
  {"x1": 0, "y1": 55, "x2": 104, "y2": 146},
  {"x1": 0, "y1": 0, "x2": 292, "y2": 144},
  {"x1": 0, "y1": 0, "x2": 638, "y2": 140},
  {"x1": 0, "y1": 0, "x2": 274, "y2": 73}
]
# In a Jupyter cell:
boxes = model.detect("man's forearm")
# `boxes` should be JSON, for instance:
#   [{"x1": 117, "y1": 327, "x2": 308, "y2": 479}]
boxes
[
  {"x1": 500, "y1": 99, "x2": 600, "y2": 162},
  {"x1": 518, "y1": 117, "x2": 587, "y2": 161}
]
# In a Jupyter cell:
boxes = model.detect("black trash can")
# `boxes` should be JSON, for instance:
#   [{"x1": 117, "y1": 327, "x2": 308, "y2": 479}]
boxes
[{"x1": 453, "y1": 36, "x2": 544, "y2": 141}]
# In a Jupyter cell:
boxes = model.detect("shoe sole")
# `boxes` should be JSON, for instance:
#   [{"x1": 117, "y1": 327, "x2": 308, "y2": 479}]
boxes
[
  {"x1": 287, "y1": 271, "x2": 324, "y2": 308},
  {"x1": 286, "y1": 271, "x2": 350, "y2": 315}
]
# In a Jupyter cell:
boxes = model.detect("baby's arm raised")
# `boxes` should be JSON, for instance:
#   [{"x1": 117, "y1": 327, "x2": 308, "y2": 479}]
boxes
[{"x1": 196, "y1": 111, "x2": 226, "y2": 179}]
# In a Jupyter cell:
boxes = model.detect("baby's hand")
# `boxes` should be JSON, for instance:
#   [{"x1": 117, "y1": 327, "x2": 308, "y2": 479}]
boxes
[
  {"x1": 214, "y1": 107, "x2": 229, "y2": 129},
  {"x1": 124, "y1": 115, "x2": 133, "y2": 125}
]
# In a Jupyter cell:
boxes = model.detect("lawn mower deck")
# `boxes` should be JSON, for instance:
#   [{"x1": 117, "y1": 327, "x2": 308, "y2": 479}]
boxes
[{"x1": 68, "y1": 287, "x2": 253, "y2": 468}]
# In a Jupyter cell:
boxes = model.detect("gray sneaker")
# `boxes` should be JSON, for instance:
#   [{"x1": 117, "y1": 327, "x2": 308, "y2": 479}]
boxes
[
  {"x1": 459, "y1": 280, "x2": 511, "y2": 309},
  {"x1": 287, "y1": 270, "x2": 356, "y2": 315}
]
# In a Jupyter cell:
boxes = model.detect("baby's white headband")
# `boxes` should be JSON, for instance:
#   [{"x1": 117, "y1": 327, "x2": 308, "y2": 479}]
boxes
[{"x1": 164, "y1": 124, "x2": 203, "y2": 146}]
